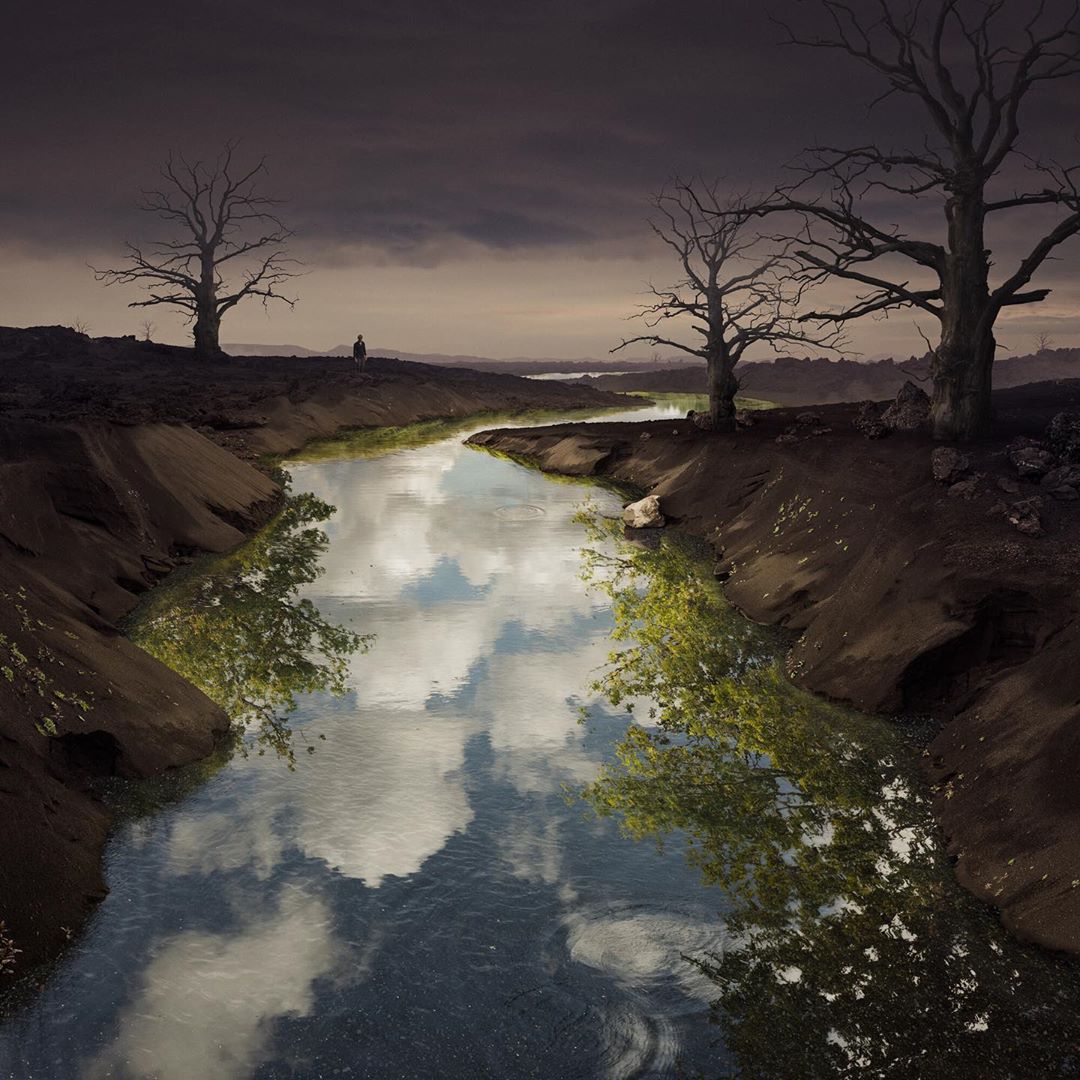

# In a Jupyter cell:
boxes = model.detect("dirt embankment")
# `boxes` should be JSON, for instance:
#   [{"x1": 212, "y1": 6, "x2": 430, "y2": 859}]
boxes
[
  {"x1": 468, "y1": 380, "x2": 1080, "y2": 956},
  {"x1": 0, "y1": 326, "x2": 634, "y2": 973}
]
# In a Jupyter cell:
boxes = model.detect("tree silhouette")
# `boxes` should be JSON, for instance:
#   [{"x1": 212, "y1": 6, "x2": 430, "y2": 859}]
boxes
[
  {"x1": 93, "y1": 144, "x2": 299, "y2": 359},
  {"x1": 614, "y1": 182, "x2": 840, "y2": 428},
  {"x1": 744, "y1": 1, "x2": 1080, "y2": 440}
]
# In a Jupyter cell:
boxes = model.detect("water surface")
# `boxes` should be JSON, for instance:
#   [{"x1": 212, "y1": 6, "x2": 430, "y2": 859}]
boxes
[{"x1": 1, "y1": 398, "x2": 1078, "y2": 1079}]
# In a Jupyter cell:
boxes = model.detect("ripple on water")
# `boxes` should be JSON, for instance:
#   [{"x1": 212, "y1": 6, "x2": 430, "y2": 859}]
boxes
[
  {"x1": 535, "y1": 901, "x2": 731, "y2": 1078},
  {"x1": 494, "y1": 503, "x2": 547, "y2": 520}
]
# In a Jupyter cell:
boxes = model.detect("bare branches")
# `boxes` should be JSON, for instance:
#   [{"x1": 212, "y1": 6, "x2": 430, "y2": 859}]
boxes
[
  {"x1": 614, "y1": 181, "x2": 844, "y2": 420},
  {"x1": 775, "y1": 1, "x2": 1080, "y2": 178},
  {"x1": 768, "y1": 0, "x2": 1080, "y2": 438},
  {"x1": 91, "y1": 144, "x2": 298, "y2": 356}
]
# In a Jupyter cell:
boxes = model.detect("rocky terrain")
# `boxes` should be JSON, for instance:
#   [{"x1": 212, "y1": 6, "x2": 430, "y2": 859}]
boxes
[
  {"x1": 0, "y1": 326, "x2": 634, "y2": 973},
  {"x1": 468, "y1": 378, "x2": 1080, "y2": 956}
]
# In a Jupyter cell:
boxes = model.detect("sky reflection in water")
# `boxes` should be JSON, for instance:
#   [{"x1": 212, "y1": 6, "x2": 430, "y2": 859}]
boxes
[{"x1": 1, "y1": 397, "x2": 1079, "y2": 1079}]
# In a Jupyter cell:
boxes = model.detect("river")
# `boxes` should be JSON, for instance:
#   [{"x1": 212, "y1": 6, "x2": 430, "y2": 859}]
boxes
[{"x1": 1, "y1": 397, "x2": 1079, "y2": 1079}]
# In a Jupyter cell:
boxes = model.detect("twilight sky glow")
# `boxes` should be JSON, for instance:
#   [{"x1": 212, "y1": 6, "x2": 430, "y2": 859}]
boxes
[{"x1": 3, "y1": 1, "x2": 1079, "y2": 359}]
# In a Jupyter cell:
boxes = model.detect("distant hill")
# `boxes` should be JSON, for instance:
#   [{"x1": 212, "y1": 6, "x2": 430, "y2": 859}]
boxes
[
  {"x1": 223, "y1": 342, "x2": 658, "y2": 374},
  {"x1": 574, "y1": 350, "x2": 1080, "y2": 405}
]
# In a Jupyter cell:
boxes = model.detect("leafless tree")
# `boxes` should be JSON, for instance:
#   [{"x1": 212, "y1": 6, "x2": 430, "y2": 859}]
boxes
[
  {"x1": 742, "y1": 0, "x2": 1080, "y2": 440},
  {"x1": 140, "y1": 318, "x2": 156, "y2": 342},
  {"x1": 613, "y1": 181, "x2": 843, "y2": 427},
  {"x1": 92, "y1": 144, "x2": 298, "y2": 359},
  {"x1": 71, "y1": 318, "x2": 90, "y2": 336},
  {"x1": 1035, "y1": 330, "x2": 1054, "y2": 353}
]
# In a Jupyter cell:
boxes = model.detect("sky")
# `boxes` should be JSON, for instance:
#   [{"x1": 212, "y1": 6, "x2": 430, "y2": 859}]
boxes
[{"x1": 2, "y1": 0, "x2": 1079, "y2": 360}]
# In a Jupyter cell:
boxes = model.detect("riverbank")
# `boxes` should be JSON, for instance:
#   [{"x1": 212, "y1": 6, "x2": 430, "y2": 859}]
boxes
[
  {"x1": 467, "y1": 379, "x2": 1080, "y2": 956},
  {"x1": 0, "y1": 326, "x2": 636, "y2": 973}
]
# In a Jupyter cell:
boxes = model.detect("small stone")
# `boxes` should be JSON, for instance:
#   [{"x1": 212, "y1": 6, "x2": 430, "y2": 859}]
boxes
[
  {"x1": 997, "y1": 476, "x2": 1020, "y2": 494},
  {"x1": 639, "y1": 431, "x2": 652, "y2": 441},
  {"x1": 948, "y1": 478, "x2": 980, "y2": 499},
  {"x1": 622, "y1": 495, "x2": 665, "y2": 529},
  {"x1": 853, "y1": 400, "x2": 888, "y2": 439},
  {"x1": 1009, "y1": 445, "x2": 1056, "y2": 478},
  {"x1": 1041, "y1": 464, "x2": 1080, "y2": 490},
  {"x1": 988, "y1": 500, "x2": 1008, "y2": 517},
  {"x1": 1046, "y1": 412, "x2": 1080, "y2": 463},
  {"x1": 932, "y1": 446, "x2": 972, "y2": 484},
  {"x1": 1006, "y1": 496, "x2": 1044, "y2": 536},
  {"x1": 734, "y1": 409, "x2": 756, "y2": 428},
  {"x1": 796, "y1": 411, "x2": 823, "y2": 425},
  {"x1": 775, "y1": 432, "x2": 800, "y2": 445},
  {"x1": 881, "y1": 381, "x2": 931, "y2": 431}
]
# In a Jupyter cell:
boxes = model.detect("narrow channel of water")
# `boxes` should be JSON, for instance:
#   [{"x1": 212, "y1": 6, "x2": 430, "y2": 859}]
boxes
[{"x1": 1, "y1": 398, "x2": 1079, "y2": 1079}]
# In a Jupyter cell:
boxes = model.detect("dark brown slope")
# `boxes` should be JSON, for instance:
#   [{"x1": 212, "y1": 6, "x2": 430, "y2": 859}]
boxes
[
  {"x1": 0, "y1": 327, "x2": 635, "y2": 973},
  {"x1": 468, "y1": 380, "x2": 1080, "y2": 955}
]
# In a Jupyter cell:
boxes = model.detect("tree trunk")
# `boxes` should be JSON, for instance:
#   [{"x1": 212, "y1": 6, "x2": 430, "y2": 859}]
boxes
[
  {"x1": 931, "y1": 184, "x2": 994, "y2": 441},
  {"x1": 706, "y1": 352, "x2": 738, "y2": 430},
  {"x1": 193, "y1": 306, "x2": 222, "y2": 360},
  {"x1": 931, "y1": 320, "x2": 995, "y2": 441},
  {"x1": 192, "y1": 257, "x2": 223, "y2": 360}
]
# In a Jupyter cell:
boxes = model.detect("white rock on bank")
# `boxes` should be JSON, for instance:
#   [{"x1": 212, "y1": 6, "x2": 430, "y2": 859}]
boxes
[{"x1": 622, "y1": 495, "x2": 665, "y2": 529}]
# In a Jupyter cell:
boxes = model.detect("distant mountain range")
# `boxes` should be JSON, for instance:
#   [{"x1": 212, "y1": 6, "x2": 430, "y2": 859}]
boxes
[
  {"x1": 223, "y1": 342, "x2": 1080, "y2": 403},
  {"x1": 576, "y1": 350, "x2": 1080, "y2": 405}
]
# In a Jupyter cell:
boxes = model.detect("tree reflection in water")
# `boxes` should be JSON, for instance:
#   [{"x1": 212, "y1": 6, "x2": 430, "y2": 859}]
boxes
[
  {"x1": 131, "y1": 493, "x2": 370, "y2": 766},
  {"x1": 576, "y1": 508, "x2": 1080, "y2": 1079}
]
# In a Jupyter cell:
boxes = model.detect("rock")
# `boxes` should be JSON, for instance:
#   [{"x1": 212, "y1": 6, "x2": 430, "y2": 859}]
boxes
[
  {"x1": 997, "y1": 476, "x2": 1020, "y2": 495},
  {"x1": 931, "y1": 446, "x2": 972, "y2": 484},
  {"x1": 1009, "y1": 445, "x2": 1056, "y2": 479},
  {"x1": 853, "y1": 400, "x2": 888, "y2": 439},
  {"x1": 796, "y1": 411, "x2": 823, "y2": 426},
  {"x1": 881, "y1": 381, "x2": 931, "y2": 431},
  {"x1": 734, "y1": 409, "x2": 756, "y2": 429},
  {"x1": 1046, "y1": 411, "x2": 1080, "y2": 463},
  {"x1": 1049, "y1": 485, "x2": 1079, "y2": 501},
  {"x1": 1041, "y1": 464, "x2": 1080, "y2": 491},
  {"x1": 622, "y1": 495, "x2": 665, "y2": 529},
  {"x1": 948, "y1": 478, "x2": 980, "y2": 499},
  {"x1": 775, "y1": 431, "x2": 800, "y2": 445},
  {"x1": 639, "y1": 431, "x2": 652, "y2": 441},
  {"x1": 988, "y1": 500, "x2": 1008, "y2": 517},
  {"x1": 1006, "y1": 496, "x2": 1044, "y2": 536}
]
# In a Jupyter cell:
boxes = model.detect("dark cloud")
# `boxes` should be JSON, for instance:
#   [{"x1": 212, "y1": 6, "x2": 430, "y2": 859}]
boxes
[{"x1": 2, "y1": 0, "x2": 1079, "y2": 352}]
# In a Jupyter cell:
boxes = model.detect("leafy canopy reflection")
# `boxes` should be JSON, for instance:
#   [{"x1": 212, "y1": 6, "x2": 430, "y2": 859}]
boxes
[
  {"x1": 131, "y1": 492, "x2": 370, "y2": 764},
  {"x1": 577, "y1": 508, "x2": 1080, "y2": 1080}
]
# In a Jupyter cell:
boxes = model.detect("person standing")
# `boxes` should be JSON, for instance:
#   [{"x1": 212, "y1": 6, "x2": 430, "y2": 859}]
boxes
[{"x1": 352, "y1": 333, "x2": 368, "y2": 375}]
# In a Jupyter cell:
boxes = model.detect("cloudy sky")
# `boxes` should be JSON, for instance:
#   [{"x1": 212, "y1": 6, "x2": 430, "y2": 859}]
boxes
[{"x1": 3, "y1": 0, "x2": 1079, "y2": 358}]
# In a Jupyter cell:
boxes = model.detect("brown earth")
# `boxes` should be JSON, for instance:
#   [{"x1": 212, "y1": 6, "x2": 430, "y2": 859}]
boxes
[
  {"x1": 0, "y1": 326, "x2": 635, "y2": 974},
  {"x1": 468, "y1": 379, "x2": 1080, "y2": 956}
]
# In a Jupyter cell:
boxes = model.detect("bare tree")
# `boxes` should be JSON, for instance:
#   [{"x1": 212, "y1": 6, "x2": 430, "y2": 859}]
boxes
[
  {"x1": 747, "y1": 1, "x2": 1080, "y2": 440},
  {"x1": 71, "y1": 318, "x2": 90, "y2": 336},
  {"x1": 140, "y1": 318, "x2": 156, "y2": 342},
  {"x1": 1035, "y1": 330, "x2": 1054, "y2": 353},
  {"x1": 613, "y1": 182, "x2": 842, "y2": 428},
  {"x1": 93, "y1": 144, "x2": 298, "y2": 359}
]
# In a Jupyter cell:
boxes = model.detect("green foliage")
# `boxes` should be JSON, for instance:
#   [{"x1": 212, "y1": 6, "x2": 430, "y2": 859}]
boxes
[
  {"x1": 576, "y1": 510, "x2": 1080, "y2": 1078},
  {"x1": 130, "y1": 492, "x2": 371, "y2": 766}
]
